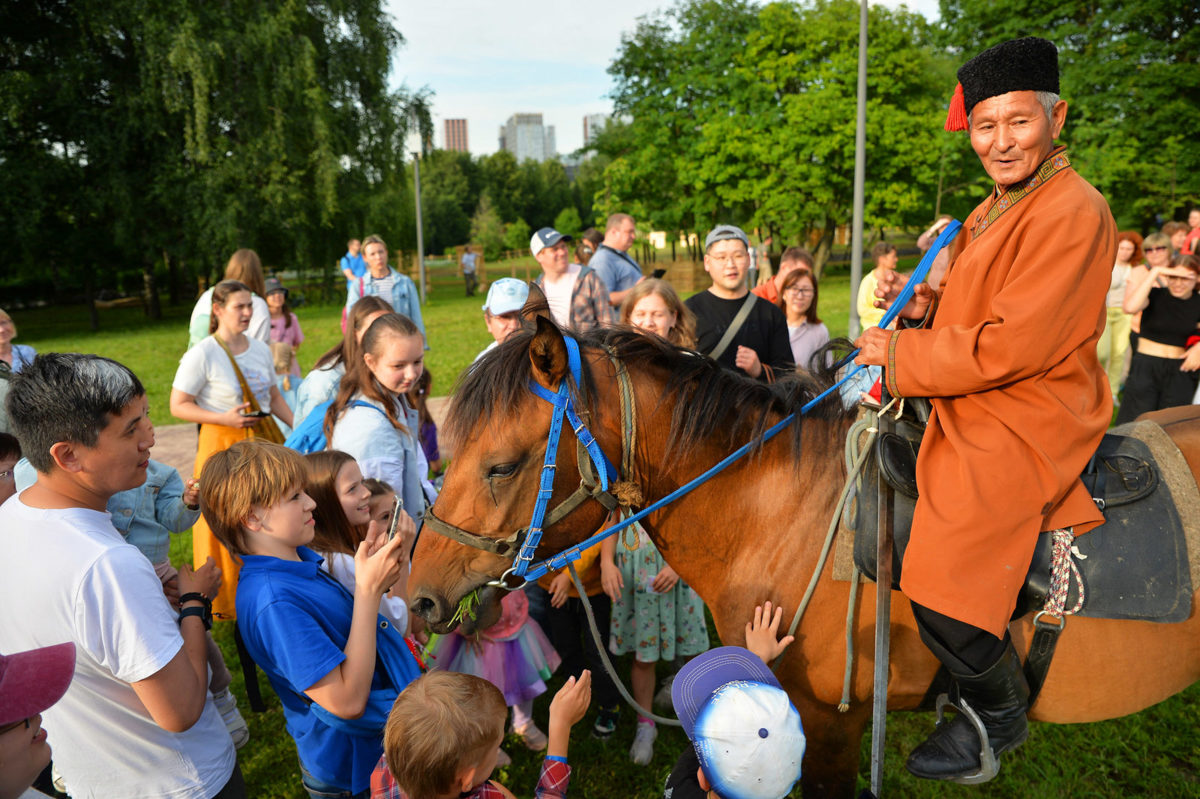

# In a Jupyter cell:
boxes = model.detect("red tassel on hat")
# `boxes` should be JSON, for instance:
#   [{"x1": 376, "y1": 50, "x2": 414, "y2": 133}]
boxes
[{"x1": 944, "y1": 83, "x2": 968, "y2": 132}]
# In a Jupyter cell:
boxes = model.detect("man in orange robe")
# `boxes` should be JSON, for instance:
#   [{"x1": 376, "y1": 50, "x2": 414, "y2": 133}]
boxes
[{"x1": 855, "y1": 37, "x2": 1115, "y2": 783}]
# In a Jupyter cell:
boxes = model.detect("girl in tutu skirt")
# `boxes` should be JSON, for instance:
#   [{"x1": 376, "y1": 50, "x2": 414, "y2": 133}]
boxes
[{"x1": 429, "y1": 588, "x2": 560, "y2": 764}]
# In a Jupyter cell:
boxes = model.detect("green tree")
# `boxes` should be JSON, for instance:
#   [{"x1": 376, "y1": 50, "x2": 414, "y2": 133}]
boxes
[
  {"x1": 503, "y1": 218, "x2": 532, "y2": 252},
  {"x1": 553, "y1": 207, "x2": 583, "y2": 237},
  {"x1": 937, "y1": 0, "x2": 1200, "y2": 228},
  {"x1": 470, "y1": 195, "x2": 505, "y2": 259}
]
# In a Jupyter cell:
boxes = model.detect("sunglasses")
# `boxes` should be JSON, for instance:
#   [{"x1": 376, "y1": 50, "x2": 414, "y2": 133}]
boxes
[
  {"x1": 0, "y1": 717, "x2": 30, "y2": 736},
  {"x1": 1145, "y1": 246, "x2": 1168, "y2": 253}
]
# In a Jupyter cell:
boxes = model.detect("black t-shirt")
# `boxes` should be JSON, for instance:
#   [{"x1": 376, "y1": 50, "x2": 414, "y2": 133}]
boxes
[
  {"x1": 684, "y1": 289, "x2": 794, "y2": 377},
  {"x1": 1140, "y1": 287, "x2": 1200, "y2": 348}
]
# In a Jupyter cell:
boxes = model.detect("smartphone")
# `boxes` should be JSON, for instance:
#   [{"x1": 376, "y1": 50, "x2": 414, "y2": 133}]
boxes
[
  {"x1": 386, "y1": 494, "x2": 405, "y2": 542},
  {"x1": 651, "y1": 268, "x2": 667, "y2": 279},
  {"x1": 240, "y1": 410, "x2": 271, "y2": 418}
]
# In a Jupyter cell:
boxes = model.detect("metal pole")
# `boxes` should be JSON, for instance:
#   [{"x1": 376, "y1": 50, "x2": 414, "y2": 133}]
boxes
[
  {"x1": 848, "y1": 0, "x2": 868, "y2": 339},
  {"x1": 412, "y1": 151, "x2": 426, "y2": 305}
]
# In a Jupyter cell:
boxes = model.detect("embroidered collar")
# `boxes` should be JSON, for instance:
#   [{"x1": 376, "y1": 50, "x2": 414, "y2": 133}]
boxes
[{"x1": 972, "y1": 146, "x2": 1071, "y2": 238}]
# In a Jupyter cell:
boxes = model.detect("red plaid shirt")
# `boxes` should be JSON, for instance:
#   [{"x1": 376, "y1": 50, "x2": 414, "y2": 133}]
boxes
[{"x1": 370, "y1": 754, "x2": 571, "y2": 799}]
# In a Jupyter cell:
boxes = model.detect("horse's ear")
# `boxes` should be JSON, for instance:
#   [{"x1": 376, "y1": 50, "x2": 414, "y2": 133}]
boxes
[
  {"x1": 528, "y1": 315, "x2": 568, "y2": 389},
  {"x1": 521, "y1": 282, "x2": 551, "y2": 323}
]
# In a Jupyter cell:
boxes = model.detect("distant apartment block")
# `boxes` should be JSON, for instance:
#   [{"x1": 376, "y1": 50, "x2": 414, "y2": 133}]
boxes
[
  {"x1": 583, "y1": 113, "x2": 609, "y2": 147},
  {"x1": 500, "y1": 113, "x2": 557, "y2": 163},
  {"x1": 444, "y1": 118, "x2": 468, "y2": 152}
]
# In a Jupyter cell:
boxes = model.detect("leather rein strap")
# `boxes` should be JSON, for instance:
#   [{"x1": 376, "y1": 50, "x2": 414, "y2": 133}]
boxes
[{"x1": 422, "y1": 337, "x2": 635, "y2": 581}]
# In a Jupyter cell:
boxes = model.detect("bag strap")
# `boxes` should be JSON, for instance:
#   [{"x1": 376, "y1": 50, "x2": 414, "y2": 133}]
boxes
[
  {"x1": 211, "y1": 336, "x2": 263, "y2": 413},
  {"x1": 707, "y1": 292, "x2": 758, "y2": 361}
]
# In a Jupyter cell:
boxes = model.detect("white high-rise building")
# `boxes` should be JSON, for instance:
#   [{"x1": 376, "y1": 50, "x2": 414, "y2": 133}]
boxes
[
  {"x1": 583, "y1": 113, "x2": 609, "y2": 147},
  {"x1": 501, "y1": 113, "x2": 556, "y2": 163}
]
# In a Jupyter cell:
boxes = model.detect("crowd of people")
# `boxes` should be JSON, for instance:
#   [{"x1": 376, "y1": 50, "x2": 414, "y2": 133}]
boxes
[
  {"x1": 3, "y1": 49, "x2": 1200, "y2": 791},
  {"x1": 0, "y1": 214, "x2": 822, "y2": 799}
]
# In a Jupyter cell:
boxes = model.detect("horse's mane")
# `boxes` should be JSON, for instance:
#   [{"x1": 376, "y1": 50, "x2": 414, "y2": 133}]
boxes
[{"x1": 446, "y1": 324, "x2": 853, "y2": 461}]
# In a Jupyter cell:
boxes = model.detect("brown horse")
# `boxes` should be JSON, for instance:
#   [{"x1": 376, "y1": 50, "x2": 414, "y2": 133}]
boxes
[{"x1": 409, "y1": 319, "x2": 1200, "y2": 797}]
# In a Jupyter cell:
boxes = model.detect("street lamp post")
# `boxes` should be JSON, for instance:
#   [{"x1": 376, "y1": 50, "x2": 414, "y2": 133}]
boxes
[{"x1": 412, "y1": 151, "x2": 426, "y2": 305}]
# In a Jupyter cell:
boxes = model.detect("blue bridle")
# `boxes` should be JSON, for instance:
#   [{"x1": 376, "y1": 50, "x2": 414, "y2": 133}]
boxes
[{"x1": 423, "y1": 220, "x2": 962, "y2": 587}]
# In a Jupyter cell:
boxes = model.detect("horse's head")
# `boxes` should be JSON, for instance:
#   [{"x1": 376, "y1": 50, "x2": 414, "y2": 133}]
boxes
[{"x1": 410, "y1": 317, "x2": 619, "y2": 634}]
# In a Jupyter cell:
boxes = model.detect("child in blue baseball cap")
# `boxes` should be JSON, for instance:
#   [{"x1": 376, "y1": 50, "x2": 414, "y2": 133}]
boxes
[{"x1": 665, "y1": 603, "x2": 803, "y2": 799}]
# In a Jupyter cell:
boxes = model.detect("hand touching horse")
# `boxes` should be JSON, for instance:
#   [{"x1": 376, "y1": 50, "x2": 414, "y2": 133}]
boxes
[{"x1": 409, "y1": 319, "x2": 1200, "y2": 797}]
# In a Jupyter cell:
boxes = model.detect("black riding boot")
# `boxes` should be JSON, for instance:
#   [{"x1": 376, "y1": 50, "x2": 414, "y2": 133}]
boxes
[{"x1": 906, "y1": 639, "x2": 1030, "y2": 784}]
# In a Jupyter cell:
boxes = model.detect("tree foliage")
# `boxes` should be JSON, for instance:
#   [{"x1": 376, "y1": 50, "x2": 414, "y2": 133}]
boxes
[
  {"x1": 601, "y1": 0, "x2": 975, "y2": 271},
  {"x1": 0, "y1": 0, "x2": 430, "y2": 313}
]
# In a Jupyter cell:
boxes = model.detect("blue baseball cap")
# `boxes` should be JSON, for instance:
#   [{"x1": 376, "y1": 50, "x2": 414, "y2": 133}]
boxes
[
  {"x1": 482, "y1": 278, "x2": 529, "y2": 315},
  {"x1": 672, "y1": 647, "x2": 805, "y2": 799}
]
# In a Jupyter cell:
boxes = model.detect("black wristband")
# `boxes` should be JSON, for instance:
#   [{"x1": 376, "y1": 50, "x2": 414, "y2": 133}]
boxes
[
  {"x1": 179, "y1": 592, "x2": 211, "y2": 610},
  {"x1": 178, "y1": 605, "x2": 213, "y2": 631}
]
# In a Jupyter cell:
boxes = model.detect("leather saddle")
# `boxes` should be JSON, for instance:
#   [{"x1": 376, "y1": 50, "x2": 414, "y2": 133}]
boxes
[{"x1": 851, "y1": 402, "x2": 1193, "y2": 623}]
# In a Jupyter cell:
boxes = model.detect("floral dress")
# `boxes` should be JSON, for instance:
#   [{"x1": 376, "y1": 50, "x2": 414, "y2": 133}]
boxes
[{"x1": 609, "y1": 524, "x2": 709, "y2": 663}]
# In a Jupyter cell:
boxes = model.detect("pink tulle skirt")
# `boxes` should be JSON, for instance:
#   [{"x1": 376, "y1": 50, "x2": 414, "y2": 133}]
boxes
[{"x1": 430, "y1": 595, "x2": 561, "y2": 707}]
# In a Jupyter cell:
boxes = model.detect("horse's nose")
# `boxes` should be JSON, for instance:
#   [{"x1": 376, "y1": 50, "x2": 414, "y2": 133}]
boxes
[{"x1": 411, "y1": 592, "x2": 447, "y2": 624}]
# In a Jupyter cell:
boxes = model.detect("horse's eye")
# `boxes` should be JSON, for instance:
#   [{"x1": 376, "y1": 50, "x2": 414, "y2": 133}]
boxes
[{"x1": 488, "y1": 463, "x2": 518, "y2": 478}]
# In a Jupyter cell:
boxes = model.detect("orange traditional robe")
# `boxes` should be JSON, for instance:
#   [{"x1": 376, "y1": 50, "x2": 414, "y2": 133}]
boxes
[{"x1": 885, "y1": 148, "x2": 1116, "y2": 637}]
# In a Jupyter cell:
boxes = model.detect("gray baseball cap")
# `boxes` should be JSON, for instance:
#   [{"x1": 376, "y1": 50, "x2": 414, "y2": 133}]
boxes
[{"x1": 705, "y1": 225, "x2": 750, "y2": 250}]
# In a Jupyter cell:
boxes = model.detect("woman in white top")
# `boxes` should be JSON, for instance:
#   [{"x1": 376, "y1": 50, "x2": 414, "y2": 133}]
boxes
[
  {"x1": 187, "y1": 249, "x2": 272, "y2": 349},
  {"x1": 326, "y1": 313, "x2": 431, "y2": 525},
  {"x1": 1098, "y1": 231, "x2": 1141, "y2": 399},
  {"x1": 777, "y1": 268, "x2": 830, "y2": 372},
  {"x1": 170, "y1": 280, "x2": 293, "y2": 619},
  {"x1": 303, "y1": 450, "x2": 414, "y2": 632},
  {"x1": 292, "y1": 295, "x2": 393, "y2": 427}
]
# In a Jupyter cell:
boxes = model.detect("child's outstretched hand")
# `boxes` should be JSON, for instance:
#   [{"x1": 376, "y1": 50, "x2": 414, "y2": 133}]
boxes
[
  {"x1": 745, "y1": 601, "x2": 795, "y2": 664},
  {"x1": 182, "y1": 478, "x2": 200, "y2": 509},
  {"x1": 547, "y1": 671, "x2": 592, "y2": 759}
]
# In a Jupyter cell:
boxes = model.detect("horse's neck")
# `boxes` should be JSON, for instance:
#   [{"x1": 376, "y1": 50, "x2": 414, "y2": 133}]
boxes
[{"x1": 638, "y1": 413, "x2": 852, "y2": 612}]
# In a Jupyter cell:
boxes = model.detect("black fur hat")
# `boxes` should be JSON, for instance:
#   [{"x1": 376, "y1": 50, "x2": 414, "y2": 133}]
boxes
[{"x1": 945, "y1": 37, "x2": 1059, "y2": 131}]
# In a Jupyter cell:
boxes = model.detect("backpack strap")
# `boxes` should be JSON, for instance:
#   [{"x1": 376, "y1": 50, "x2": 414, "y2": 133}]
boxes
[{"x1": 707, "y1": 292, "x2": 759, "y2": 361}]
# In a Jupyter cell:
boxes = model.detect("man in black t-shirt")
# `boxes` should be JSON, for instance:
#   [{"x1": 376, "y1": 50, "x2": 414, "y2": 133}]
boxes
[{"x1": 684, "y1": 225, "x2": 793, "y2": 381}]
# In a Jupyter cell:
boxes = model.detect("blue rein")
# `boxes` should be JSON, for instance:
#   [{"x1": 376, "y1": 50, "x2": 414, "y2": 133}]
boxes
[{"x1": 509, "y1": 221, "x2": 961, "y2": 584}]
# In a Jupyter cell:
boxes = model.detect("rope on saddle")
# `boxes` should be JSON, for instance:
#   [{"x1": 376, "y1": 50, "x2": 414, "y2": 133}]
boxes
[
  {"x1": 566, "y1": 561, "x2": 683, "y2": 727},
  {"x1": 1043, "y1": 527, "x2": 1085, "y2": 618},
  {"x1": 1024, "y1": 527, "x2": 1085, "y2": 706}
]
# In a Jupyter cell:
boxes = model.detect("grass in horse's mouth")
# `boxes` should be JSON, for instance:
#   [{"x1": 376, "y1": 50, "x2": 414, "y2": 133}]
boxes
[{"x1": 449, "y1": 587, "x2": 482, "y2": 627}]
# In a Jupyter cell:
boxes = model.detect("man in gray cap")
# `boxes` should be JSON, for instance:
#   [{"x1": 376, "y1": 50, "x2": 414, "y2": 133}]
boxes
[
  {"x1": 684, "y1": 225, "x2": 792, "y2": 380},
  {"x1": 855, "y1": 37, "x2": 1115, "y2": 783}
]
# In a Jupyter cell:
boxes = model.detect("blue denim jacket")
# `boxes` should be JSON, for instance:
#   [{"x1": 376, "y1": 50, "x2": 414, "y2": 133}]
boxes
[{"x1": 14, "y1": 458, "x2": 199, "y2": 564}]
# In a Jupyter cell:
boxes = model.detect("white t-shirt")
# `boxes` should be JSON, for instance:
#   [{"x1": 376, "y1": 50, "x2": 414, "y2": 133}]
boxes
[
  {"x1": 173, "y1": 335, "x2": 276, "y2": 414},
  {"x1": 542, "y1": 263, "x2": 580, "y2": 329},
  {"x1": 0, "y1": 497, "x2": 235, "y2": 799}
]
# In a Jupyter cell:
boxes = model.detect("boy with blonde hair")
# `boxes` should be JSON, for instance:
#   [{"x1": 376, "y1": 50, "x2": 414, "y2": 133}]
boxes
[
  {"x1": 199, "y1": 439, "x2": 420, "y2": 798},
  {"x1": 371, "y1": 670, "x2": 593, "y2": 799}
]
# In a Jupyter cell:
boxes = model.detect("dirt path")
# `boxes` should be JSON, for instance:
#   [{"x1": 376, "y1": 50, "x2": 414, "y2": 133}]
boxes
[{"x1": 152, "y1": 396, "x2": 452, "y2": 476}]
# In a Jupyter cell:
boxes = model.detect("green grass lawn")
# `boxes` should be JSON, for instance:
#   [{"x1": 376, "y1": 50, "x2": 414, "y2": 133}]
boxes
[{"x1": 14, "y1": 258, "x2": 1200, "y2": 797}]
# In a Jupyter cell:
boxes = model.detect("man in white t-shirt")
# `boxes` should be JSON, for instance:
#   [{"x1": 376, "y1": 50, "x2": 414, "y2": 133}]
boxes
[
  {"x1": 1, "y1": 353, "x2": 242, "y2": 799},
  {"x1": 530, "y1": 227, "x2": 615, "y2": 333}
]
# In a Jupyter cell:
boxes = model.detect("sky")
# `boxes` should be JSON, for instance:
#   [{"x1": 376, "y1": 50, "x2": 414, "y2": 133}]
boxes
[{"x1": 385, "y1": 0, "x2": 942, "y2": 157}]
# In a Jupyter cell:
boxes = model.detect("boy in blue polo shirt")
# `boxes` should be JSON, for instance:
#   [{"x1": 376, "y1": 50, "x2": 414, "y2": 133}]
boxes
[{"x1": 198, "y1": 439, "x2": 419, "y2": 799}]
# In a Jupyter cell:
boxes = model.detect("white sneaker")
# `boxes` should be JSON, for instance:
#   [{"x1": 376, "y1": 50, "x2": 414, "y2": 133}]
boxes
[
  {"x1": 630, "y1": 721, "x2": 657, "y2": 765},
  {"x1": 653, "y1": 673, "x2": 675, "y2": 710},
  {"x1": 212, "y1": 688, "x2": 250, "y2": 749}
]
